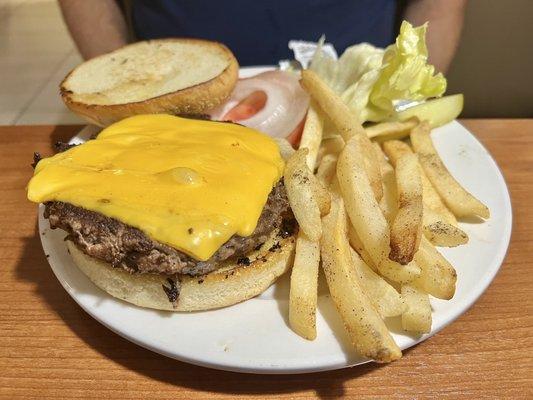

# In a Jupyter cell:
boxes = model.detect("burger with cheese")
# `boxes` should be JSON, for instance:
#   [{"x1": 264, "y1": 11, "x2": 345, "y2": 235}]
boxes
[
  {"x1": 28, "y1": 39, "x2": 300, "y2": 311},
  {"x1": 28, "y1": 114, "x2": 297, "y2": 311}
]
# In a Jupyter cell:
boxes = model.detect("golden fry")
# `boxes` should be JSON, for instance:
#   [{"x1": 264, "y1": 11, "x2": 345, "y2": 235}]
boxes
[
  {"x1": 321, "y1": 197, "x2": 401, "y2": 362},
  {"x1": 413, "y1": 237, "x2": 457, "y2": 300},
  {"x1": 336, "y1": 135, "x2": 420, "y2": 283},
  {"x1": 350, "y1": 248, "x2": 406, "y2": 318},
  {"x1": 317, "y1": 136, "x2": 344, "y2": 166},
  {"x1": 365, "y1": 118, "x2": 418, "y2": 142},
  {"x1": 401, "y1": 284, "x2": 432, "y2": 333},
  {"x1": 382, "y1": 139, "x2": 457, "y2": 225},
  {"x1": 300, "y1": 70, "x2": 383, "y2": 201},
  {"x1": 423, "y1": 207, "x2": 468, "y2": 247},
  {"x1": 312, "y1": 178, "x2": 331, "y2": 216},
  {"x1": 316, "y1": 154, "x2": 337, "y2": 188},
  {"x1": 289, "y1": 231, "x2": 320, "y2": 340},
  {"x1": 389, "y1": 153, "x2": 423, "y2": 265},
  {"x1": 373, "y1": 143, "x2": 398, "y2": 225},
  {"x1": 299, "y1": 101, "x2": 324, "y2": 171},
  {"x1": 410, "y1": 122, "x2": 490, "y2": 219},
  {"x1": 274, "y1": 138, "x2": 295, "y2": 161},
  {"x1": 284, "y1": 149, "x2": 322, "y2": 241}
]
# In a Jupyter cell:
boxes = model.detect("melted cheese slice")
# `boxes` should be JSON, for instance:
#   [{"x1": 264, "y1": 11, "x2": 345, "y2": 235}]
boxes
[{"x1": 28, "y1": 114, "x2": 285, "y2": 261}]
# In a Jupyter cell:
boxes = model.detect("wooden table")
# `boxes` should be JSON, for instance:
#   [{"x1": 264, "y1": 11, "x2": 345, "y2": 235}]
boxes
[{"x1": 1, "y1": 120, "x2": 531, "y2": 399}]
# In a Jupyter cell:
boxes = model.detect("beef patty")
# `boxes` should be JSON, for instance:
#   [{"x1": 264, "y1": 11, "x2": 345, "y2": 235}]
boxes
[{"x1": 44, "y1": 181, "x2": 294, "y2": 276}]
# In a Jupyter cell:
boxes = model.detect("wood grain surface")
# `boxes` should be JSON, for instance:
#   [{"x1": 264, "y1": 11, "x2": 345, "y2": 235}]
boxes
[{"x1": 0, "y1": 120, "x2": 531, "y2": 399}]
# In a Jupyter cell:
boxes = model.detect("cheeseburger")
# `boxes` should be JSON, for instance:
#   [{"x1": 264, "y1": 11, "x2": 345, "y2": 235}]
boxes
[{"x1": 28, "y1": 114, "x2": 297, "y2": 311}]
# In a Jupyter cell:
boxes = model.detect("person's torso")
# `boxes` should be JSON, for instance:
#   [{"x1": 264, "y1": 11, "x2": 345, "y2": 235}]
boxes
[{"x1": 131, "y1": 0, "x2": 397, "y2": 65}]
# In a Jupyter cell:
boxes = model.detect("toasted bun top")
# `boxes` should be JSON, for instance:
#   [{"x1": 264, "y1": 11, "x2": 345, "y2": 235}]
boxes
[
  {"x1": 60, "y1": 39, "x2": 239, "y2": 126},
  {"x1": 62, "y1": 39, "x2": 236, "y2": 106}
]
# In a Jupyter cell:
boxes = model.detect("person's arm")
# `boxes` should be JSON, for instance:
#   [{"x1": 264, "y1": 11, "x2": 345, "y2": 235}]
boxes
[
  {"x1": 59, "y1": 0, "x2": 129, "y2": 60},
  {"x1": 403, "y1": 0, "x2": 467, "y2": 74}
]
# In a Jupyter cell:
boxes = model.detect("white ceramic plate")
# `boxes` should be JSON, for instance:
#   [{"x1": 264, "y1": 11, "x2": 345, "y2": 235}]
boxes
[{"x1": 38, "y1": 67, "x2": 512, "y2": 374}]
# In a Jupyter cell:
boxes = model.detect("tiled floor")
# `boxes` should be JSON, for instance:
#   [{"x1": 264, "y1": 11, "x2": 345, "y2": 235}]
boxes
[{"x1": 0, "y1": 0, "x2": 84, "y2": 125}]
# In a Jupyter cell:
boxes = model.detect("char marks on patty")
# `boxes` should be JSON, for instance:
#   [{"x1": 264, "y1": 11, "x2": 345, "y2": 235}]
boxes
[{"x1": 44, "y1": 181, "x2": 294, "y2": 276}]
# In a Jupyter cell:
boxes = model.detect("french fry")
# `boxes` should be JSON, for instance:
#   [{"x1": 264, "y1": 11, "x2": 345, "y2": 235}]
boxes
[
  {"x1": 382, "y1": 139, "x2": 457, "y2": 225},
  {"x1": 423, "y1": 207, "x2": 468, "y2": 247},
  {"x1": 316, "y1": 154, "x2": 337, "y2": 187},
  {"x1": 312, "y1": 178, "x2": 331, "y2": 216},
  {"x1": 289, "y1": 231, "x2": 320, "y2": 340},
  {"x1": 381, "y1": 140, "x2": 411, "y2": 166},
  {"x1": 299, "y1": 101, "x2": 324, "y2": 171},
  {"x1": 300, "y1": 70, "x2": 383, "y2": 201},
  {"x1": 389, "y1": 153, "x2": 423, "y2": 265},
  {"x1": 321, "y1": 197, "x2": 401, "y2": 362},
  {"x1": 350, "y1": 248, "x2": 406, "y2": 318},
  {"x1": 336, "y1": 134, "x2": 420, "y2": 283},
  {"x1": 274, "y1": 138, "x2": 295, "y2": 161},
  {"x1": 284, "y1": 149, "x2": 322, "y2": 241},
  {"x1": 413, "y1": 237, "x2": 457, "y2": 300},
  {"x1": 401, "y1": 284, "x2": 432, "y2": 333},
  {"x1": 365, "y1": 118, "x2": 418, "y2": 142},
  {"x1": 420, "y1": 169, "x2": 458, "y2": 226},
  {"x1": 373, "y1": 143, "x2": 398, "y2": 225},
  {"x1": 300, "y1": 70, "x2": 366, "y2": 140},
  {"x1": 410, "y1": 121, "x2": 490, "y2": 219},
  {"x1": 317, "y1": 136, "x2": 344, "y2": 166},
  {"x1": 348, "y1": 224, "x2": 378, "y2": 272},
  {"x1": 382, "y1": 140, "x2": 465, "y2": 246}
]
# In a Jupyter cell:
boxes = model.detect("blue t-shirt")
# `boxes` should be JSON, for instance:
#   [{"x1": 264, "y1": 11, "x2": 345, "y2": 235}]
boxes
[{"x1": 132, "y1": 0, "x2": 397, "y2": 66}]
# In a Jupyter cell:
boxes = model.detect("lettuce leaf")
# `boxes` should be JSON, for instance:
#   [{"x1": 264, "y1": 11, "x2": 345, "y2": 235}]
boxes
[
  {"x1": 309, "y1": 21, "x2": 446, "y2": 123},
  {"x1": 368, "y1": 21, "x2": 447, "y2": 120}
]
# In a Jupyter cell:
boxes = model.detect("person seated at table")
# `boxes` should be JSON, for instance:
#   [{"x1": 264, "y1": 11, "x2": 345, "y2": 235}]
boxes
[{"x1": 59, "y1": 0, "x2": 466, "y2": 73}]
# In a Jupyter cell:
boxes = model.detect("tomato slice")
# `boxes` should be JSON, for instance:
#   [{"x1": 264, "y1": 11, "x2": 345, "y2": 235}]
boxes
[
  {"x1": 286, "y1": 114, "x2": 307, "y2": 147},
  {"x1": 223, "y1": 91, "x2": 267, "y2": 121}
]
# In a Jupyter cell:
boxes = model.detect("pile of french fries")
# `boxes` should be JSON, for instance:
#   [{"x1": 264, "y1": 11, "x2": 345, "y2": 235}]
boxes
[{"x1": 284, "y1": 70, "x2": 490, "y2": 363}]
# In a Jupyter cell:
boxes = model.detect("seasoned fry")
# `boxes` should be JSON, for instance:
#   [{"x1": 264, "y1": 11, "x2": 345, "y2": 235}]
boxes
[
  {"x1": 289, "y1": 231, "x2": 320, "y2": 340},
  {"x1": 401, "y1": 284, "x2": 432, "y2": 333},
  {"x1": 321, "y1": 197, "x2": 401, "y2": 362},
  {"x1": 423, "y1": 207, "x2": 468, "y2": 247},
  {"x1": 300, "y1": 70, "x2": 383, "y2": 201},
  {"x1": 365, "y1": 118, "x2": 418, "y2": 142},
  {"x1": 317, "y1": 136, "x2": 344, "y2": 166},
  {"x1": 382, "y1": 139, "x2": 457, "y2": 225},
  {"x1": 316, "y1": 154, "x2": 337, "y2": 187},
  {"x1": 389, "y1": 153, "x2": 423, "y2": 265},
  {"x1": 336, "y1": 135, "x2": 387, "y2": 261},
  {"x1": 274, "y1": 138, "x2": 295, "y2": 161},
  {"x1": 283, "y1": 70, "x2": 479, "y2": 356},
  {"x1": 380, "y1": 140, "x2": 464, "y2": 246},
  {"x1": 284, "y1": 149, "x2": 322, "y2": 241},
  {"x1": 350, "y1": 248, "x2": 405, "y2": 318},
  {"x1": 300, "y1": 70, "x2": 365, "y2": 140},
  {"x1": 312, "y1": 178, "x2": 331, "y2": 216},
  {"x1": 413, "y1": 237, "x2": 457, "y2": 300},
  {"x1": 337, "y1": 135, "x2": 420, "y2": 283},
  {"x1": 348, "y1": 224, "x2": 377, "y2": 272},
  {"x1": 410, "y1": 121, "x2": 490, "y2": 219},
  {"x1": 373, "y1": 143, "x2": 398, "y2": 225},
  {"x1": 381, "y1": 139, "x2": 411, "y2": 166},
  {"x1": 299, "y1": 101, "x2": 324, "y2": 171},
  {"x1": 421, "y1": 176, "x2": 457, "y2": 225}
]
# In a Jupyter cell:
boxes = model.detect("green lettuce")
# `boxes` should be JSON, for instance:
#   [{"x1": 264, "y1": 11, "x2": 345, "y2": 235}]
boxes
[{"x1": 309, "y1": 21, "x2": 447, "y2": 123}]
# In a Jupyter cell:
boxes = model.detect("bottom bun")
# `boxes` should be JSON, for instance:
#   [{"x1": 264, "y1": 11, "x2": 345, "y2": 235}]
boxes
[{"x1": 66, "y1": 228, "x2": 296, "y2": 311}]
